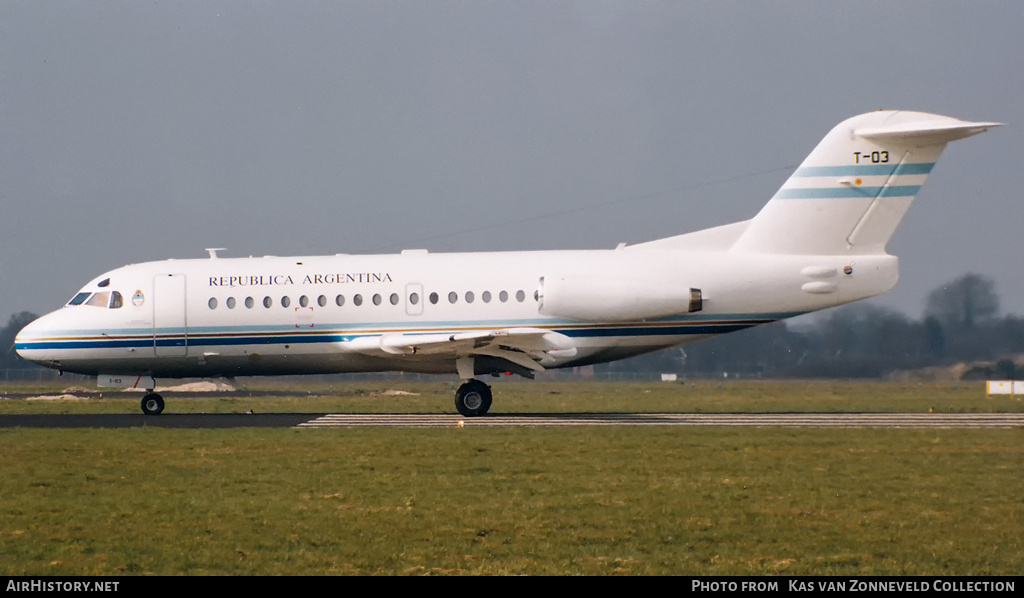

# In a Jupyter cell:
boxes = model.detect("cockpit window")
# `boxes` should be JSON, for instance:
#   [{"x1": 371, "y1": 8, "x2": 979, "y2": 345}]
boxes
[
  {"x1": 97, "y1": 278, "x2": 110, "y2": 288},
  {"x1": 85, "y1": 292, "x2": 110, "y2": 308},
  {"x1": 67, "y1": 288, "x2": 123, "y2": 308}
]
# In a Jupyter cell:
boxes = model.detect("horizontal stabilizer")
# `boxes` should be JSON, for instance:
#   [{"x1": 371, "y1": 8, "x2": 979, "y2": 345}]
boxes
[{"x1": 856, "y1": 119, "x2": 1001, "y2": 144}]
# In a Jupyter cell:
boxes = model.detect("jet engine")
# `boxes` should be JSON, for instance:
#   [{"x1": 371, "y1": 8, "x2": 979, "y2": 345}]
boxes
[{"x1": 536, "y1": 276, "x2": 702, "y2": 322}]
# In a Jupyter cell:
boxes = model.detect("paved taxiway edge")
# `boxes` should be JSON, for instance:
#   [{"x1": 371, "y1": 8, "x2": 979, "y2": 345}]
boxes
[{"x1": 3, "y1": 412, "x2": 1023, "y2": 429}]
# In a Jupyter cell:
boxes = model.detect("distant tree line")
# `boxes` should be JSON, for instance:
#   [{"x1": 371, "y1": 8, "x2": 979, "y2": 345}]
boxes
[{"x1": 3, "y1": 274, "x2": 1023, "y2": 379}]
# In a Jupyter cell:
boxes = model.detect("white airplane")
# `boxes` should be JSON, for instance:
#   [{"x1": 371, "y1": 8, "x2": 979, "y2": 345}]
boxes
[{"x1": 15, "y1": 110, "x2": 999, "y2": 416}]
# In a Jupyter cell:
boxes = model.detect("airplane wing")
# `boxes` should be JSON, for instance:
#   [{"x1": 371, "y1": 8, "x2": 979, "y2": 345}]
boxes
[{"x1": 342, "y1": 327, "x2": 577, "y2": 374}]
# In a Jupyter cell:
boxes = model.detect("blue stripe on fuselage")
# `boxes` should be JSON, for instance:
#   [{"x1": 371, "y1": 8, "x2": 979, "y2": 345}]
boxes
[{"x1": 15, "y1": 315, "x2": 790, "y2": 351}]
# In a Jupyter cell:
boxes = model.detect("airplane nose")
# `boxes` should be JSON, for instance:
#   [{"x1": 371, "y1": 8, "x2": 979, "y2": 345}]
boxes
[
  {"x1": 13, "y1": 313, "x2": 53, "y2": 365},
  {"x1": 14, "y1": 318, "x2": 37, "y2": 359}
]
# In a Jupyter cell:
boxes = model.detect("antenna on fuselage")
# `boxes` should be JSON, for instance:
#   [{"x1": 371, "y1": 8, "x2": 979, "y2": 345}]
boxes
[{"x1": 206, "y1": 248, "x2": 227, "y2": 259}]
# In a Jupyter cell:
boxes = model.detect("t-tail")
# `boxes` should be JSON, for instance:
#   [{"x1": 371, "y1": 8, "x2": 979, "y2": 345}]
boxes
[{"x1": 731, "y1": 111, "x2": 1000, "y2": 256}]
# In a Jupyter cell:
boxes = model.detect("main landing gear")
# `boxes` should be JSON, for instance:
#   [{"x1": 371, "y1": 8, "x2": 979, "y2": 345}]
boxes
[
  {"x1": 141, "y1": 392, "x2": 165, "y2": 416},
  {"x1": 454, "y1": 380, "x2": 492, "y2": 417}
]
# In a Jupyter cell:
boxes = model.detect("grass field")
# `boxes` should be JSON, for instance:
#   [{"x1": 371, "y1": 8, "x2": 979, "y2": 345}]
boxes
[
  {"x1": 0, "y1": 380, "x2": 1021, "y2": 575},
  {"x1": 2, "y1": 378, "x2": 1023, "y2": 415}
]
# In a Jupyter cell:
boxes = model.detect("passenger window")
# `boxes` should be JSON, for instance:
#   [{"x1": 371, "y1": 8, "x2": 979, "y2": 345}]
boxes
[
  {"x1": 499, "y1": 291, "x2": 509, "y2": 303},
  {"x1": 281, "y1": 296, "x2": 291, "y2": 308},
  {"x1": 109, "y1": 291, "x2": 123, "y2": 309},
  {"x1": 209, "y1": 297, "x2": 218, "y2": 310},
  {"x1": 86, "y1": 292, "x2": 110, "y2": 308},
  {"x1": 245, "y1": 297, "x2": 255, "y2": 309},
  {"x1": 226, "y1": 297, "x2": 236, "y2": 309},
  {"x1": 429, "y1": 292, "x2": 439, "y2": 304},
  {"x1": 318, "y1": 295, "x2": 327, "y2": 307},
  {"x1": 390, "y1": 293, "x2": 399, "y2": 306},
  {"x1": 372, "y1": 294, "x2": 382, "y2": 306},
  {"x1": 299, "y1": 295, "x2": 309, "y2": 307},
  {"x1": 482, "y1": 291, "x2": 491, "y2": 303},
  {"x1": 264, "y1": 296, "x2": 273, "y2": 308},
  {"x1": 336, "y1": 294, "x2": 345, "y2": 306},
  {"x1": 353, "y1": 294, "x2": 363, "y2": 306},
  {"x1": 465, "y1": 291, "x2": 475, "y2": 304},
  {"x1": 409, "y1": 292, "x2": 420, "y2": 305},
  {"x1": 448, "y1": 292, "x2": 458, "y2": 304},
  {"x1": 516, "y1": 290, "x2": 526, "y2": 302}
]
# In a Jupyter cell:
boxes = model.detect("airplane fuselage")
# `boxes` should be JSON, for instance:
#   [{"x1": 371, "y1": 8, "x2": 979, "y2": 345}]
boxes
[{"x1": 15, "y1": 247, "x2": 896, "y2": 378}]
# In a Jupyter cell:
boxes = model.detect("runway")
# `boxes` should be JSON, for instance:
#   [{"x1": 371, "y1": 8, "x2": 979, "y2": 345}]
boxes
[
  {"x1": 2, "y1": 412, "x2": 1023, "y2": 429},
  {"x1": 298, "y1": 412, "x2": 1024, "y2": 429}
]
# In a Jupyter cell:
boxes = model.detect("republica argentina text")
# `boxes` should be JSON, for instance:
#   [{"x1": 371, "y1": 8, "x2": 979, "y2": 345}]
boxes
[{"x1": 208, "y1": 273, "x2": 393, "y2": 288}]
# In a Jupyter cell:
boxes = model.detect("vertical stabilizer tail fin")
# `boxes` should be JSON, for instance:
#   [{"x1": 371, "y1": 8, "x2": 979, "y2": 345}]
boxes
[{"x1": 731, "y1": 111, "x2": 1000, "y2": 256}]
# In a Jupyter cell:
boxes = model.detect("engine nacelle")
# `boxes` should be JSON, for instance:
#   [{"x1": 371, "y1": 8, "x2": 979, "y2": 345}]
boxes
[{"x1": 537, "y1": 276, "x2": 702, "y2": 322}]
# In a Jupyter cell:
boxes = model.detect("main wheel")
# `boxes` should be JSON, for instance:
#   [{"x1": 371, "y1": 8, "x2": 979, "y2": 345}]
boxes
[
  {"x1": 454, "y1": 380, "x2": 492, "y2": 417},
  {"x1": 141, "y1": 393, "x2": 165, "y2": 416}
]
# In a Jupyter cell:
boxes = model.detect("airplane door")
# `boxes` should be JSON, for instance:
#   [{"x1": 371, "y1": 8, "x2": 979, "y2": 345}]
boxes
[
  {"x1": 153, "y1": 274, "x2": 188, "y2": 356},
  {"x1": 406, "y1": 283, "x2": 424, "y2": 316}
]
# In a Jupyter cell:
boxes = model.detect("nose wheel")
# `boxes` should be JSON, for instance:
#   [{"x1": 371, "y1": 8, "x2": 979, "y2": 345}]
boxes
[
  {"x1": 141, "y1": 392, "x2": 165, "y2": 415},
  {"x1": 455, "y1": 380, "x2": 492, "y2": 417}
]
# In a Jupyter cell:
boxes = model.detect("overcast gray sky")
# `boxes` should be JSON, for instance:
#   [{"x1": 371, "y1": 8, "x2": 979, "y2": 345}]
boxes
[{"x1": 2, "y1": 1, "x2": 1021, "y2": 322}]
